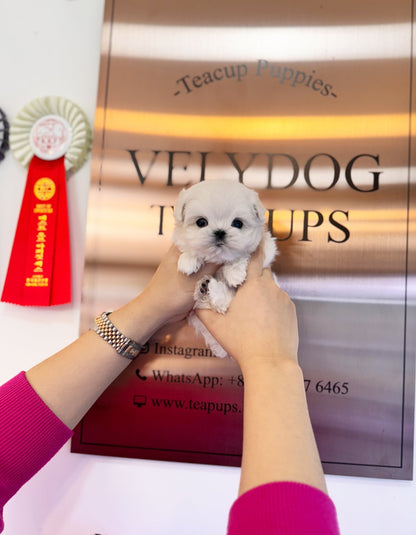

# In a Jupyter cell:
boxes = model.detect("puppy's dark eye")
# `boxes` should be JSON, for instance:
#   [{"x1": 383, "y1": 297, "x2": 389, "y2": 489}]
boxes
[
  {"x1": 196, "y1": 217, "x2": 208, "y2": 228},
  {"x1": 231, "y1": 218, "x2": 244, "y2": 229}
]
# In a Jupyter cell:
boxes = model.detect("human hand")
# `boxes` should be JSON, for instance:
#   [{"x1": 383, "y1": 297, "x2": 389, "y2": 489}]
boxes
[
  {"x1": 196, "y1": 247, "x2": 298, "y2": 375},
  {"x1": 140, "y1": 245, "x2": 218, "y2": 327},
  {"x1": 110, "y1": 245, "x2": 218, "y2": 346}
]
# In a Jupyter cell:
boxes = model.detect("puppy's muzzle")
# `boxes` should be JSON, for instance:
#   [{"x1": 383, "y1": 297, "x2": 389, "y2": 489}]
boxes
[{"x1": 214, "y1": 229, "x2": 226, "y2": 245}]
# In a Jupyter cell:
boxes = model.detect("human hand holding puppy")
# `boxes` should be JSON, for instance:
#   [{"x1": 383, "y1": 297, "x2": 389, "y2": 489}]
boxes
[
  {"x1": 136, "y1": 245, "x2": 218, "y2": 328},
  {"x1": 196, "y1": 246, "x2": 298, "y2": 373},
  {"x1": 172, "y1": 179, "x2": 277, "y2": 357},
  {"x1": 197, "y1": 248, "x2": 327, "y2": 498}
]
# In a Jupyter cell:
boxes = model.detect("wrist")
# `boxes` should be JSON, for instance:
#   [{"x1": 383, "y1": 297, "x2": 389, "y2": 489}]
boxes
[
  {"x1": 108, "y1": 291, "x2": 167, "y2": 347},
  {"x1": 241, "y1": 357, "x2": 302, "y2": 385}
]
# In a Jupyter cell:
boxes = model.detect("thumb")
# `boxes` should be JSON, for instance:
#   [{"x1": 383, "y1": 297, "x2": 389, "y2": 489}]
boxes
[
  {"x1": 195, "y1": 307, "x2": 220, "y2": 325},
  {"x1": 245, "y1": 245, "x2": 265, "y2": 280}
]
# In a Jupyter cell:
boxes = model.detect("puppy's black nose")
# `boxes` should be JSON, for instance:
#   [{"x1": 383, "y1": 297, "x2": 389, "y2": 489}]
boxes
[{"x1": 214, "y1": 229, "x2": 226, "y2": 241}]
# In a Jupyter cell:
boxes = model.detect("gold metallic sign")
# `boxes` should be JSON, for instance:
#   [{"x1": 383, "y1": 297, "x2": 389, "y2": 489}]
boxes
[{"x1": 72, "y1": 0, "x2": 416, "y2": 479}]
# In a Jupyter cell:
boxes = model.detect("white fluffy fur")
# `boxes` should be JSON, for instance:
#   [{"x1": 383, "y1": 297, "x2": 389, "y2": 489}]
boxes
[{"x1": 172, "y1": 179, "x2": 278, "y2": 358}]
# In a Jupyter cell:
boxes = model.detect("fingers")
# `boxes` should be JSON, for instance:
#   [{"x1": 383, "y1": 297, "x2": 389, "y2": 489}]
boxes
[
  {"x1": 195, "y1": 307, "x2": 217, "y2": 324},
  {"x1": 245, "y1": 239, "x2": 277, "y2": 282},
  {"x1": 245, "y1": 246, "x2": 265, "y2": 280},
  {"x1": 195, "y1": 308, "x2": 223, "y2": 341},
  {"x1": 164, "y1": 244, "x2": 181, "y2": 265},
  {"x1": 196, "y1": 261, "x2": 218, "y2": 278}
]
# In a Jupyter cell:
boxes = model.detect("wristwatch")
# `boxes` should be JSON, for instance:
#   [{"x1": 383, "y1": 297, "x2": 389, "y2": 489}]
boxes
[{"x1": 93, "y1": 311, "x2": 143, "y2": 360}]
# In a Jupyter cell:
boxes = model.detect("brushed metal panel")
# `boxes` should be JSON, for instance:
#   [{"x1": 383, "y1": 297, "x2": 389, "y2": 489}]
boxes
[{"x1": 72, "y1": 0, "x2": 415, "y2": 479}]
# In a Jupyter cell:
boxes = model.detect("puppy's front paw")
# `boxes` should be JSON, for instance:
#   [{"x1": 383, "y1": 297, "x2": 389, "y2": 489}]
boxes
[
  {"x1": 178, "y1": 252, "x2": 203, "y2": 275},
  {"x1": 194, "y1": 276, "x2": 213, "y2": 309},
  {"x1": 194, "y1": 276, "x2": 234, "y2": 314},
  {"x1": 218, "y1": 257, "x2": 249, "y2": 287},
  {"x1": 209, "y1": 279, "x2": 235, "y2": 314}
]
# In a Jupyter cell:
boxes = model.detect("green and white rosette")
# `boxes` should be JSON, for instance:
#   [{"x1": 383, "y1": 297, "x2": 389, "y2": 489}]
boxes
[
  {"x1": 9, "y1": 95, "x2": 92, "y2": 172},
  {"x1": 2, "y1": 96, "x2": 92, "y2": 307}
]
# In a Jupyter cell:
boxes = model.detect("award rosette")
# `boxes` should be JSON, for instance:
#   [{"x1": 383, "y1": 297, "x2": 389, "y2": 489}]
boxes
[{"x1": 1, "y1": 96, "x2": 92, "y2": 306}]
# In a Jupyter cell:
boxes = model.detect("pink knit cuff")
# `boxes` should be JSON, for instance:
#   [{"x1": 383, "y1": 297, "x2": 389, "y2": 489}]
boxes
[
  {"x1": 227, "y1": 481, "x2": 340, "y2": 535},
  {"x1": 0, "y1": 372, "x2": 73, "y2": 531}
]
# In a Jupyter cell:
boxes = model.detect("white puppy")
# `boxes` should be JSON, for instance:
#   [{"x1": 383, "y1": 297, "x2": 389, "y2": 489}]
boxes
[{"x1": 172, "y1": 179, "x2": 277, "y2": 358}]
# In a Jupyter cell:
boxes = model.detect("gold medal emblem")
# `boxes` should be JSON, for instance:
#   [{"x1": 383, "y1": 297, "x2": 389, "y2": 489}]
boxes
[{"x1": 34, "y1": 177, "x2": 56, "y2": 201}]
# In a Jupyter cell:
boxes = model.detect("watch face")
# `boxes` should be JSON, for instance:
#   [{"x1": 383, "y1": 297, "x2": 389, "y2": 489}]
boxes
[{"x1": 0, "y1": 108, "x2": 9, "y2": 161}]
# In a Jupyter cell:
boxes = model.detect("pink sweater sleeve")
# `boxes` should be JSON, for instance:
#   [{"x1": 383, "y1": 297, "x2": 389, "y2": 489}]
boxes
[
  {"x1": 0, "y1": 372, "x2": 73, "y2": 533},
  {"x1": 227, "y1": 481, "x2": 340, "y2": 535}
]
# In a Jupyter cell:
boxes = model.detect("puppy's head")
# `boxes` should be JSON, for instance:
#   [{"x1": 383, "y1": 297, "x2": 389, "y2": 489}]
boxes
[{"x1": 172, "y1": 180, "x2": 266, "y2": 264}]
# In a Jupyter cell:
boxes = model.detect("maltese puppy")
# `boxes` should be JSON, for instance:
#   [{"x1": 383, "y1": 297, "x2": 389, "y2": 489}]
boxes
[{"x1": 172, "y1": 179, "x2": 277, "y2": 358}]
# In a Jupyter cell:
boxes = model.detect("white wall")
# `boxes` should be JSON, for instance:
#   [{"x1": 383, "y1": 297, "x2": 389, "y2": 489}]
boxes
[{"x1": 0, "y1": 2, "x2": 415, "y2": 534}]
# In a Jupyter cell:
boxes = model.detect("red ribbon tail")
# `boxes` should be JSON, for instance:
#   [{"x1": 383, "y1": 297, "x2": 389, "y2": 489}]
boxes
[
  {"x1": 1, "y1": 155, "x2": 71, "y2": 306},
  {"x1": 50, "y1": 165, "x2": 71, "y2": 305}
]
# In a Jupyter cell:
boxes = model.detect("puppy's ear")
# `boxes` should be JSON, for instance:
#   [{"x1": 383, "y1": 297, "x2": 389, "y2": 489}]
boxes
[
  {"x1": 174, "y1": 187, "x2": 189, "y2": 223},
  {"x1": 251, "y1": 190, "x2": 266, "y2": 223}
]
